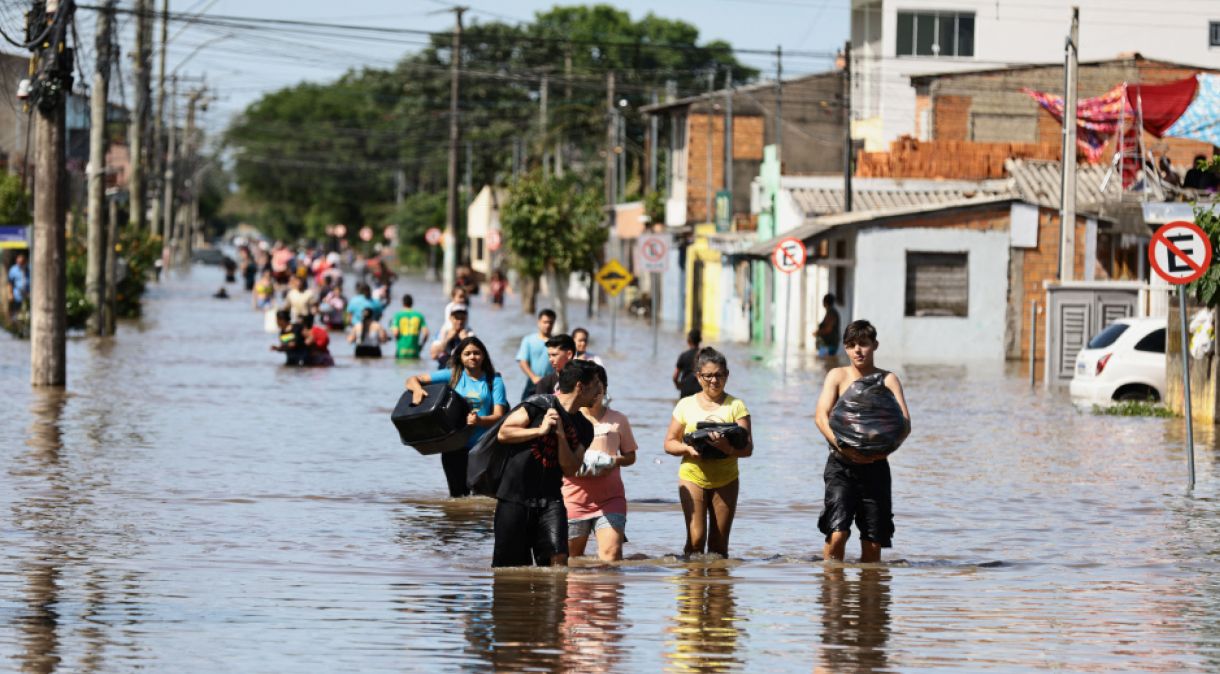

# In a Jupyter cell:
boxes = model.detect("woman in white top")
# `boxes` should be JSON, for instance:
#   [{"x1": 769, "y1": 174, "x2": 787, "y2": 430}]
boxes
[{"x1": 346, "y1": 307, "x2": 389, "y2": 358}]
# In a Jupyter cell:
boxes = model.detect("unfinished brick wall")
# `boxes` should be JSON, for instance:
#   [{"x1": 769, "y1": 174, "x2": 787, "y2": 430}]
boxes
[
  {"x1": 1018, "y1": 208, "x2": 1089, "y2": 363},
  {"x1": 933, "y1": 95, "x2": 971, "y2": 140},
  {"x1": 881, "y1": 204, "x2": 1011, "y2": 232},
  {"x1": 686, "y1": 113, "x2": 766, "y2": 224},
  {"x1": 855, "y1": 137, "x2": 1060, "y2": 179}
]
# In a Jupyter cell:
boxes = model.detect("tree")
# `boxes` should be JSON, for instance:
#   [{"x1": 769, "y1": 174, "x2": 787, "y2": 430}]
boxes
[{"x1": 501, "y1": 171, "x2": 607, "y2": 331}]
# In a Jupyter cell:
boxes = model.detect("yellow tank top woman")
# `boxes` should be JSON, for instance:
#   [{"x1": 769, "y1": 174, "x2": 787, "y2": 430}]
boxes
[{"x1": 672, "y1": 394, "x2": 750, "y2": 489}]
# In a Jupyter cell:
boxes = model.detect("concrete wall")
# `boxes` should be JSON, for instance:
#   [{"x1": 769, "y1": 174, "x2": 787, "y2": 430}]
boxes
[
  {"x1": 854, "y1": 226, "x2": 1011, "y2": 362},
  {"x1": 851, "y1": 0, "x2": 1220, "y2": 150}
]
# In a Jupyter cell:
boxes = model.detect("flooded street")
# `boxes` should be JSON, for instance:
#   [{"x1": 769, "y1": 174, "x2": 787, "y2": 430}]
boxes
[{"x1": 3, "y1": 265, "x2": 1220, "y2": 672}]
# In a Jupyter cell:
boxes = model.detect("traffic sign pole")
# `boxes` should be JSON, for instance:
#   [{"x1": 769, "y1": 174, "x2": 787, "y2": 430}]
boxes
[
  {"x1": 651, "y1": 272, "x2": 659, "y2": 358},
  {"x1": 1180, "y1": 285, "x2": 1196, "y2": 491},
  {"x1": 771, "y1": 237, "x2": 807, "y2": 379},
  {"x1": 1148, "y1": 220, "x2": 1211, "y2": 492}
]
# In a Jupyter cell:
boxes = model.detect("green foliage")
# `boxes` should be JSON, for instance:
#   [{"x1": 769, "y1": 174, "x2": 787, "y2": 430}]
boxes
[
  {"x1": 502, "y1": 171, "x2": 607, "y2": 282},
  {"x1": 1091, "y1": 401, "x2": 1175, "y2": 417},
  {"x1": 394, "y1": 192, "x2": 448, "y2": 270},
  {"x1": 114, "y1": 228, "x2": 160, "y2": 319},
  {"x1": 0, "y1": 171, "x2": 30, "y2": 224},
  {"x1": 1187, "y1": 206, "x2": 1220, "y2": 307}
]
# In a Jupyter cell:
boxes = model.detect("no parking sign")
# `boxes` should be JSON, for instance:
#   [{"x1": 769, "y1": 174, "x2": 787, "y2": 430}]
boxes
[{"x1": 1149, "y1": 220, "x2": 1212, "y2": 285}]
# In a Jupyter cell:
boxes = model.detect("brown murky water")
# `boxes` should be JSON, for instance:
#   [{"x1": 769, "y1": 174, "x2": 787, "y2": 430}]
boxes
[{"x1": 2, "y1": 265, "x2": 1219, "y2": 672}]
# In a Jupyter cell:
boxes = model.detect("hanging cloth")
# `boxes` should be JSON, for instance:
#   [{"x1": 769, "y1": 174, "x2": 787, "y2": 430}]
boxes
[
  {"x1": 1023, "y1": 84, "x2": 1130, "y2": 163},
  {"x1": 1165, "y1": 74, "x2": 1220, "y2": 147},
  {"x1": 1126, "y1": 75, "x2": 1198, "y2": 137}
]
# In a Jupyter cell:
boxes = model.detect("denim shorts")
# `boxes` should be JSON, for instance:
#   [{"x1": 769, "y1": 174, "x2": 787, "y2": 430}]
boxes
[{"x1": 568, "y1": 512, "x2": 627, "y2": 540}]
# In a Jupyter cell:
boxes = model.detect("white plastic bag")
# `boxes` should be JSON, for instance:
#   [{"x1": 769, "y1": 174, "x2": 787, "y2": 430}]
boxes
[
  {"x1": 264, "y1": 308, "x2": 280, "y2": 333},
  {"x1": 1189, "y1": 308, "x2": 1214, "y2": 360}
]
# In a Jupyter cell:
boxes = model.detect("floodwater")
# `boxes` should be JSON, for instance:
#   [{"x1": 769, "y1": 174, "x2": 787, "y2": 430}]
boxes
[{"x1": 2, "y1": 265, "x2": 1220, "y2": 673}]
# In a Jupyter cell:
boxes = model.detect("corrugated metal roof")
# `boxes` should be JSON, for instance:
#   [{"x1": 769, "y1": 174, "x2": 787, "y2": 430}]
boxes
[
  {"x1": 745, "y1": 196, "x2": 1017, "y2": 257},
  {"x1": 1004, "y1": 158, "x2": 1118, "y2": 209}
]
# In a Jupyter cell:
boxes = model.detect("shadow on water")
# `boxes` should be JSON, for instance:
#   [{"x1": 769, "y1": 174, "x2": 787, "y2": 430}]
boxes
[
  {"x1": 815, "y1": 566, "x2": 892, "y2": 674},
  {"x1": 665, "y1": 567, "x2": 745, "y2": 673}
]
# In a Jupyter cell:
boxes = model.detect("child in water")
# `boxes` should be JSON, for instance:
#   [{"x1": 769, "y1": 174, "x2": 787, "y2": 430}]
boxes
[{"x1": 814, "y1": 320, "x2": 911, "y2": 563}]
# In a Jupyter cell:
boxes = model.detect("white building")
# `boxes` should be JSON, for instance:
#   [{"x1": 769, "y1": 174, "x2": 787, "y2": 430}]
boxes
[{"x1": 851, "y1": 0, "x2": 1220, "y2": 151}]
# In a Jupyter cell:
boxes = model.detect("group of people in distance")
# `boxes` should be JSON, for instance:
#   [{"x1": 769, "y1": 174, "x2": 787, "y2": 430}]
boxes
[{"x1": 407, "y1": 302, "x2": 912, "y2": 568}]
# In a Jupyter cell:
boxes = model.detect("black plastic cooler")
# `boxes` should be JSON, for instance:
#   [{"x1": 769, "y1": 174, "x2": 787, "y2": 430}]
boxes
[{"x1": 390, "y1": 382, "x2": 473, "y2": 454}]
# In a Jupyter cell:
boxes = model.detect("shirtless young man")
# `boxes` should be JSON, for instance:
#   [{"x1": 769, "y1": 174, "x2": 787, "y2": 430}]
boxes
[{"x1": 814, "y1": 320, "x2": 911, "y2": 563}]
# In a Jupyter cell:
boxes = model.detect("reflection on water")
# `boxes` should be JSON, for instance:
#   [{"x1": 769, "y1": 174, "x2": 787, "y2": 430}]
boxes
[
  {"x1": 666, "y1": 567, "x2": 744, "y2": 673},
  {"x1": 816, "y1": 567, "x2": 892, "y2": 674},
  {"x1": 4, "y1": 267, "x2": 1220, "y2": 671}
]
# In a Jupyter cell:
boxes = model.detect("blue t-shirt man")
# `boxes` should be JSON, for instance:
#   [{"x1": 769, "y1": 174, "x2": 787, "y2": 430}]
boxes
[
  {"x1": 515, "y1": 332, "x2": 553, "y2": 401},
  {"x1": 346, "y1": 294, "x2": 384, "y2": 326},
  {"x1": 428, "y1": 370, "x2": 508, "y2": 446},
  {"x1": 9, "y1": 260, "x2": 29, "y2": 305}
]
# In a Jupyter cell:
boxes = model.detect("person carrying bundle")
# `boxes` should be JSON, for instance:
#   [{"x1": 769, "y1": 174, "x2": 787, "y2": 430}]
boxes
[{"x1": 814, "y1": 320, "x2": 912, "y2": 563}]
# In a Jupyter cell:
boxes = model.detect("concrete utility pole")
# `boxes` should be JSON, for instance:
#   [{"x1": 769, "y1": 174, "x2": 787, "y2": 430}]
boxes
[
  {"x1": 775, "y1": 45, "x2": 783, "y2": 169},
  {"x1": 605, "y1": 71, "x2": 616, "y2": 232},
  {"x1": 539, "y1": 73, "x2": 548, "y2": 176},
  {"x1": 1058, "y1": 6, "x2": 1079, "y2": 281},
  {"x1": 105, "y1": 195, "x2": 117, "y2": 334},
  {"x1": 181, "y1": 85, "x2": 205, "y2": 263},
  {"x1": 724, "y1": 68, "x2": 733, "y2": 201},
  {"x1": 557, "y1": 52, "x2": 570, "y2": 178},
  {"x1": 163, "y1": 74, "x2": 176, "y2": 262},
  {"x1": 843, "y1": 40, "x2": 853, "y2": 212},
  {"x1": 705, "y1": 69, "x2": 714, "y2": 224},
  {"x1": 128, "y1": 0, "x2": 149, "y2": 230},
  {"x1": 150, "y1": 0, "x2": 168, "y2": 238},
  {"x1": 30, "y1": 0, "x2": 75, "y2": 386},
  {"x1": 442, "y1": 6, "x2": 466, "y2": 295},
  {"x1": 86, "y1": 0, "x2": 115, "y2": 335},
  {"x1": 648, "y1": 89, "x2": 658, "y2": 193}
]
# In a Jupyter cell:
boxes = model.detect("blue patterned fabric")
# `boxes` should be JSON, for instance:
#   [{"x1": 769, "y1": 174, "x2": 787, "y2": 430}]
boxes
[{"x1": 1166, "y1": 75, "x2": 1220, "y2": 146}]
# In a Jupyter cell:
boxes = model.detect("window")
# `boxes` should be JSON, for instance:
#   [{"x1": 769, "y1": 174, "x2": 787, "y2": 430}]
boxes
[
  {"x1": 896, "y1": 11, "x2": 975, "y2": 57},
  {"x1": 1086, "y1": 323, "x2": 1128, "y2": 349},
  {"x1": 1211, "y1": 21, "x2": 1220, "y2": 47},
  {"x1": 1134, "y1": 328, "x2": 1166, "y2": 353},
  {"x1": 905, "y1": 252, "x2": 968, "y2": 317}
]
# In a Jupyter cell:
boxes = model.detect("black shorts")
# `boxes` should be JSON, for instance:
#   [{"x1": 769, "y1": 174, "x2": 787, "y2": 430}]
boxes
[
  {"x1": 492, "y1": 499, "x2": 568, "y2": 567},
  {"x1": 817, "y1": 452, "x2": 894, "y2": 547},
  {"x1": 354, "y1": 345, "x2": 382, "y2": 358}
]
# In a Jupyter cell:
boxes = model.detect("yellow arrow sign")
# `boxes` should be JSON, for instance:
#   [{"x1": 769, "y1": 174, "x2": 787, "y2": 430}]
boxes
[{"x1": 595, "y1": 259, "x2": 634, "y2": 297}]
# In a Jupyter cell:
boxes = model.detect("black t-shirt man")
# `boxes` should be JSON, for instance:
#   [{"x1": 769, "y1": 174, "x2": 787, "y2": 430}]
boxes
[
  {"x1": 675, "y1": 347, "x2": 702, "y2": 398},
  {"x1": 496, "y1": 398, "x2": 593, "y2": 506}
]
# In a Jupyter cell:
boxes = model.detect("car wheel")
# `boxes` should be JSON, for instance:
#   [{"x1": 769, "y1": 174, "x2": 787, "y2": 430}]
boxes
[{"x1": 1114, "y1": 386, "x2": 1159, "y2": 402}]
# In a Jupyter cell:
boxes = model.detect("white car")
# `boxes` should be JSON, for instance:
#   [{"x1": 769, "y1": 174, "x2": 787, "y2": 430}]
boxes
[{"x1": 1069, "y1": 316, "x2": 1167, "y2": 405}]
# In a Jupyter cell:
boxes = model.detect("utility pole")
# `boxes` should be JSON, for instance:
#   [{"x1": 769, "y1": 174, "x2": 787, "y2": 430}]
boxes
[
  {"x1": 128, "y1": 0, "x2": 149, "y2": 230},
  {"x1": 442, "y1": 6, "x2": 465, "y2": 295},
  {"x1": 843, "y1": 40, "x2": 853, "y2": 212},
  {"x1": 1058, "y1": 6, "x2": 1079, "y2": 281},
  {"x1": 30, "y1": 0, "x2": 75, "y2": 386},
  {"x1": 539, "y1": 73, "x2": 548, "y2": 176},
  {"x1": 86, "y1": 0, "x2": 115, "y2": 335},
  {"x1": 181, "y1": 85, "x2": 204, "y2": 263},
  {"x1": 605, "y1": 71, "x2": 616, "y2": 231},
  {"x1": 705, "y1": 69, "x2": 714, "y2": 224},
  {"x1": 724, "y1": 67, "x2": 733, "y2": 204},
  {"x1": 648, "y1": 89, "x2": 658, "y2": 193},
  {"x1": 775, "y1": 45, "x2": 783, "y2": 170},
  {"x1": 150, "y1": 0, "x2": 168, "y2": 239},
  {"x1": 557, "y1": 52, "x2": 570, "y2": 177},
  {"x1": 162, "y1": 74, "x2": 176, "y2": 263}
]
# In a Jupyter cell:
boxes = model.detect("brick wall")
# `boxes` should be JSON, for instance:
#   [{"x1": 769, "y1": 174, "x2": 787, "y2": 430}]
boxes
[
  {"x1": 1017, "y1": 208, "x2": 1089, "y2": 363},
  {"x1": 856, "y1": 137, "x2": 1060, "y2": 179},
  {"x1": 880, "y1": 204, "x2": 1011, "y2": 233},
  {"x1": 685, "y1": 113, "x2": 766, "y2": 223},
  {"x1": 933, "y1": 95, "x2": 970, "y2": 140}
]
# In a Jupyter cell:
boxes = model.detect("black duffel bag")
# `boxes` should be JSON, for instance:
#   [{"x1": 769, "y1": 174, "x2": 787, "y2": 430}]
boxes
[
  {"x1": 683, "y1": 421, "x2": 749, "y2": 459},
  {"x1": 390, "y1": 382, "x2": 472, "y2": 455},
  {"x1": 467, "y1": 394, "x2": 555, "y2": 497}
]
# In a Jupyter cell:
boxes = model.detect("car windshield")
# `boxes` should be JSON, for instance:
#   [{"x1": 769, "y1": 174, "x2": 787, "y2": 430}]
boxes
[{"x1": 1087, "y1": 323, "x2": 1129, "y2": 349}]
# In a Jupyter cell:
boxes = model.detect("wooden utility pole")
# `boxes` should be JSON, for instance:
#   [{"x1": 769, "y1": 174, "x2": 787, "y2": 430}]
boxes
[
  {"x1": 30, "y1": 0, "x2": 75, "y2": 386},
  {"x1": 1058, "y1": 6, "x2": 1080, "y2": 281},
  {"x1": 86, "y1": 0, "x2": 115, "y2": 335},
  {"x1": 558, "y1": 50, "x2": 571, "y2": 177},
  {"x1": 104, "y1": 195, "x2": 117, "y2": 334},
  {"x1": 128, "y1": 0, "x2": 149, "y2": 230},
  {"x1": 150, "y1": 0, "x2": 168, "y2": 238},
  {"x1": 442, "y1": 6, "x2": 466, "y2": 295},
  {"x1": 539, "y1": 73, "x2": 548, "y2": 176},
  {"x1": 181, "y1": 86, "x2": 204, "y2": 263},
  {"x1": 843, "y1": 40, "x2": 853, "y2": 212},
  {"x1": 162, "y1": 74, "x2": 176, "y2": 262},
  {"x1": 704, "y1": 69, "x2": 714, "y2": 224},
  {"x1": 775, "y1": 45, "x2": 783, "y2": 168},
  {"x1": 648, "y1": 89, "x2": 658, "y2": 193},
  {"x1": 724, "y1": 67, "x2": 733, "y2": 200},
  {"x1": 605, "y1": 71, "x2": 615, "y2": 230}
]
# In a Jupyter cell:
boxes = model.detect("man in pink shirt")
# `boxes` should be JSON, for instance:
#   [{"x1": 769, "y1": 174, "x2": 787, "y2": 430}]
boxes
[{"x1": 562, "y1": 365, "x2": 638, "y2": 562}]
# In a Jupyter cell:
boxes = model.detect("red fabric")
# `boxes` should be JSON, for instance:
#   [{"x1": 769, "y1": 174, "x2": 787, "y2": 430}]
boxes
[
  {"x1": 310, "y1": 326, "x2": 330, "y2": 349},
  {"x1": 1127, "y1": 76, "x2": 1198, "y2": 137}
]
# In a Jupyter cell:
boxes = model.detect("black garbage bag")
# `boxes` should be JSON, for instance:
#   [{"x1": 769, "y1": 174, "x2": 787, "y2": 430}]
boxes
[
  {"x1": 828, "y1": 371, "x2": 908, "y2": 456},
  {"x1": 684, "y1": 422, "x2": 749, "y2": 460}
]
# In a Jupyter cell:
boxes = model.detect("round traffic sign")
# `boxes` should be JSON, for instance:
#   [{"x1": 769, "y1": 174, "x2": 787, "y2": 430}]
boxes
[
  {"x1": 425, "y1": 227, "x2": 443, "y2": 246},
  {"x1": 359, "y1": 226, "x2": 374, "y2": 242},
  {"x1": 771, "y1": 237, "x2": 807, "y2": 274},
  {"x1": 487, "y1": 229, "x2": 502, "y2": 251},
  {"x1": 1149, "y1": 220, "x2": 1212, "y2": 285},
  {"x1": 640, "y1": 235, "x2": 668, "y2": 263},
  {"x1": 333, "y1": 224, "x2": 347, "y2": 238},
  {"x1": 383, "y1": 225, "x2": 398, "y2": 241}
]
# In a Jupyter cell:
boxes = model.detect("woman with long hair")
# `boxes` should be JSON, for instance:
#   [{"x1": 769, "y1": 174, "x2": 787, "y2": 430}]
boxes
[
  {"x1": 346, "y1": 307, "x2": 389, "y2": 358},
  {"x1": 663, "y1": 347, "x2": 753, "y2": 558},
  {"x1": 405, "y1": 336, "x2": 508, "y2": 497}
]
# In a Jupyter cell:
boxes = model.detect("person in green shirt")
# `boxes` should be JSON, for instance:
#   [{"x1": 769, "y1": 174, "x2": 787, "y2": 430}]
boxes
[{"x1": 390, "y1": 294, "x2": 430, "y2": 359}]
